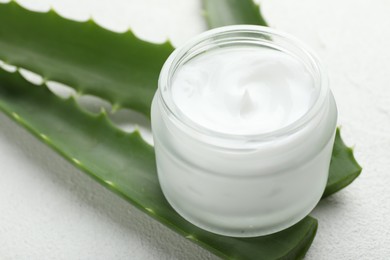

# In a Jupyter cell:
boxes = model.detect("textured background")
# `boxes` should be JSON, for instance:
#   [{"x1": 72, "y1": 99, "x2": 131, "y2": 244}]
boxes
[{"x1": 0, "y1": 0, "x2": 389, "y2": 259}]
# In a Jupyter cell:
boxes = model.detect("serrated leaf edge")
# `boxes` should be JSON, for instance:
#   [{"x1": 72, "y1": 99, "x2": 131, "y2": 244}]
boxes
[{"x1": 0, "y1": 0, "x2": 174, "y2": 117}]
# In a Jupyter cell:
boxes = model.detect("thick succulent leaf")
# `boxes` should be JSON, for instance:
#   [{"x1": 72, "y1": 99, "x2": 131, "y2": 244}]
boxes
[
  {"x1": 0, "y1": 1, "x2": 361, "y2": 197},
  {"x1": 202, "y1": 0, "x2": 267, "y2": 28},
  {"x1": 0, "y1": 1, "x2": 360, "y2": 258},
  {"x1": 0, "y1": 1, "x2": 174, "y2": 117},
  {"x1": 323, "y1": 129, "x2": 362, "y2": 197},
  {"x1": 0, "y1": 68, "x2": 317, "y2": 260}
]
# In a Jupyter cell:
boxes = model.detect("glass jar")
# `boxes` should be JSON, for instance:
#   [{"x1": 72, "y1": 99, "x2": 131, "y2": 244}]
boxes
[{"x1": 151, "y1": 25, "x2": 337, "y2": 237}]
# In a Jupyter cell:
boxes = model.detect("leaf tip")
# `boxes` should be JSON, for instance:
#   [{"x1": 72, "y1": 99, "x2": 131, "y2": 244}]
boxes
[
  {"x1": 124, "y1": 28, "x2": 136, "y2": 38},
  {"x1": 96, "y1": 108, "x2": 109, "y2": 121},
  {"x1": 11, "y1": 112, "x2": 21, "y2": 122},
  {"x1": 40, "y1": 133, "x2": 50, "y2": 142},
  {"x1": 145, "y1": 207, "x2": 156, "y2": 214},
  {"x1": 42, "y1": 76, "x2": 49, "y2": 85},
  {"x1": 111, "y1": 103, "x2": 121, "y2": 113},
  {"x1": 97, "y1": 107, "x2": 109, "y2": 119},
  {"x1": 8, "y1": 0, "x2": 18, "y2": 6},
  {"x1": 163, "y1": 39, "x2": 175, "y2": 50},
  {"x1": 47, "y1": 5, "x2": 57, "y2": 15},
  {"x1": 85, "y1": 16, "x2": 98, "y2": 27},
  {"x1": 76, "y1": 89, "x2": 84, "y2": 96},
  {"x1": 185, "y1": 234, "x2": 198, "y2": 242},
  {"x1": 104, "y1": 180, "x2": 116, "y2": 187},
  {"x1": 71, "y1": 157, "x2": 82, "y2": 166},
  {"x1": 65, "y1": 95, "x2": 79, "y2": 107},
  {"x1": 129, "y1": 128, "x2": 143, "y2": 140}
]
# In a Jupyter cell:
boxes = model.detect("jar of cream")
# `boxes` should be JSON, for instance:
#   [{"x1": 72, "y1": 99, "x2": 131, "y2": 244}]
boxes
[{"x1": 151, "y1": 25, "x2": 337, "y2": 237}]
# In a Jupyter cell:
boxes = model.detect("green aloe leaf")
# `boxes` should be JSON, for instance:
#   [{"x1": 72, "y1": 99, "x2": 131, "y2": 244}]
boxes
[
  {"x1": 0, "y1": 1, "x2": 361, "y2": 259},
  {"x1": 202, "y1": 0, "x2": 361, "y2": 198},
  {"x1": 202, "y1": 0, "x2": 267, "y2": 28},
  {"x1": 0, "y1": 68, "x2": 318, "y2": 260},
  {"x1": 0, "y1": 1, "x2": 174, "y2": 118},
  {"x1": 0, "y1": 1, "x2": 361, "y2": 197},
  {"x1": 324, "y1": 129, "x2": 362, "y2": 197}
]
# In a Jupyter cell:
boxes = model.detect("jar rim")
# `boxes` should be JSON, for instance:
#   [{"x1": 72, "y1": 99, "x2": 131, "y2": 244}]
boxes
[{"x1": 158, "y1": 25, "x2": 329, "y2": 145}]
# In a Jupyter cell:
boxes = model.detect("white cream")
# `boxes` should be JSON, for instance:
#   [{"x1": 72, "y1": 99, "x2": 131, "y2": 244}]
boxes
[
  {"x1": 172, "y1": 47, "x2": 316, "y2": 135},
  {"x1": 152, "y1": 25, "x2": 337, "y2": 237}
]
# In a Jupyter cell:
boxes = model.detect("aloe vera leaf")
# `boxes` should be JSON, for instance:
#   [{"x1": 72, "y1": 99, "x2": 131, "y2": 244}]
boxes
[
  {"x1": 0, "y1": 3, "x2": 318, "y2": 257},
  {"x1": 0, "y1": 1, "x2": 174, "y2": 118},
  {"x1": 0, "y1": 68, "x2": 317, "y2": 259},
  {"x1": 0, "y1": 0, "x2": 360, "y2": 199},
  {"x1": 202, "y1": 0, "x2": 267, "y2": 28},
  {"x1": 323, "y1": 129, "x2": 362, "y2": 198}
]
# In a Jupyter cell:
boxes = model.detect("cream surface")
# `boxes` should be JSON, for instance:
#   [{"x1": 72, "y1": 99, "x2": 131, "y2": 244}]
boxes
[{"x1": 171, "y1": 46, "x2": 316, "y2": 135}]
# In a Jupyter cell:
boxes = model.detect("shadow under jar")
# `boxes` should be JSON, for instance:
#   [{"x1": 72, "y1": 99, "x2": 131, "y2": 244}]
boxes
[{"x1": 151, "y1": 25, "x2": 337, "y2": 237}]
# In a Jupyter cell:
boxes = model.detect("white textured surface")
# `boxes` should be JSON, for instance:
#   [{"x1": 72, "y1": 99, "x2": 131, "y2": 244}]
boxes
[{"x1": 0, "y1": 0, "x2": 389, "y2": 259}]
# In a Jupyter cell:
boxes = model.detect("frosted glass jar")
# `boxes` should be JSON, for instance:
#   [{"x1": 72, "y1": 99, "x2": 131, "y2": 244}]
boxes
[{"x1": 151, "y1": 25, "x2": 337, "y2": 237}]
